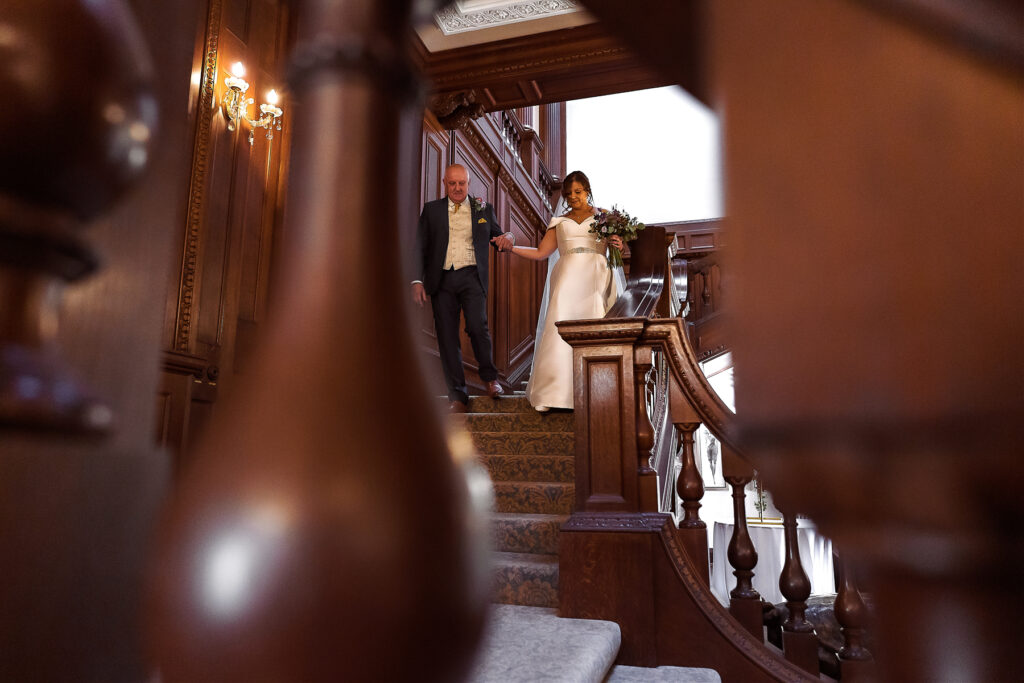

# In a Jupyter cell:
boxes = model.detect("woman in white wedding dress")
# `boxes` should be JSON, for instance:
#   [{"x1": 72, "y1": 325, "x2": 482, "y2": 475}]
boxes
[{"x1": 507, "y1": 171, "x2": 623, "y2": 412}]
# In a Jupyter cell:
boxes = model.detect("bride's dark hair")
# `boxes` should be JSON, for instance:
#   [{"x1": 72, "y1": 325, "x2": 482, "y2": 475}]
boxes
[{"x1": 560, "y1": 170, "x2": 593, "y2": 211}]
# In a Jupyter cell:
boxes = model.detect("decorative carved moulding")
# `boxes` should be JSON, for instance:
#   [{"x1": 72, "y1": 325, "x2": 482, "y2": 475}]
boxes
[
  {"x1": 561, "y1": 511, "x2": 671, "y2": 533},
  {"x1": 427, "y1": 89, "x2": 486, "y2": 129},
  {"x1": 434, "y1": 1, "x2": 582, "y2": 36},
  {"x1": 0, "y1": 0, "x2": 157, "y2": 434},
  {"x1": 413, "y1": 23, "x2": 670, "y2": 111}
]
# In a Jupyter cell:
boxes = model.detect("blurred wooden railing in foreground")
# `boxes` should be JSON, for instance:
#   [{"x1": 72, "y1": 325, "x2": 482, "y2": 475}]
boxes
[{"x1": 557, "y1": 227, "x2": 873, "y2": 681}]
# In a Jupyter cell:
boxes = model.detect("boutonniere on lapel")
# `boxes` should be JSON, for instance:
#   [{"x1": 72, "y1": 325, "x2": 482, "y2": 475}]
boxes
[{"x1": 471, "y1": 196, "x2": 486, "y2": 213}]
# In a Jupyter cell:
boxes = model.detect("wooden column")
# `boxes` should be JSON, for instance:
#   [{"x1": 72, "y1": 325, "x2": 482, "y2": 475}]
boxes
[
  {"x1": 710, "y1": 0, "x2": 1023, "y2": 679},
  {"x1": 559, "y1": 319, "x2": 645, "y2": 512},
  {"x1": 146, "y1": 1, "x2": 488, "y2": 681}
]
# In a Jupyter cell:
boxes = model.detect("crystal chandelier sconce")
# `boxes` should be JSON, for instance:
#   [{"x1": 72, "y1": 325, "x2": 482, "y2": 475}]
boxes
[{"x1": 222, "y1": 61, "x2": 283, "y2": 145}]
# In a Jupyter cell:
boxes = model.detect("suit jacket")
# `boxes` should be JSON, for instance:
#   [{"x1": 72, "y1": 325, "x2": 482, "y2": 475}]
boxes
[{"x1": 414, "y1": 196, "x2": 503, "y2": 295}]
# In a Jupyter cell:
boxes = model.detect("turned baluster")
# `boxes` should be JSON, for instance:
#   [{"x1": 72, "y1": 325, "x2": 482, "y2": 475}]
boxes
[
  {"x1": 674, "y1": 423, "x2": 705, "y2": 528},
  {"x1": 0, "y1": 0, "x2": 157, "y2": 433},
  {"x1": 725, "y1": 475, "x2": 762, "y2": 638},
  {"x1": 779, "y1": 512, "x2": 818, "y2": 674},
  {"x1": 835, "y1": 553, "x2": 875, "y2": 682},
  {"x1": 635, "y1": 346, "x2": 658, "y2": 511}
]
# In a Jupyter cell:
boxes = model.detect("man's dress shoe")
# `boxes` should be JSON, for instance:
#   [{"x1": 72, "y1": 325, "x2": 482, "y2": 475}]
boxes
[
  {"x1": 487, "y1": 381, "x2": 503, "y2": 399},
  {"x1": 449, "y1": 400, "x2": 468, "y2": 414}
]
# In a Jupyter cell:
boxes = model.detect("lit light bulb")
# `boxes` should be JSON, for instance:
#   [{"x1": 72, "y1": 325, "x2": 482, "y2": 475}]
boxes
[
  {"x1": 266, "y1": 89, "x2": 279, "y2": 105},
  {"x1": 230, "y1": 61, "x2": 246, "y2": 78}
]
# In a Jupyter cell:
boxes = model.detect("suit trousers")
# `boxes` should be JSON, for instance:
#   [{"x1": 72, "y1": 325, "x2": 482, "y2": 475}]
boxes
[{"x1": 431, "y1": 265, "x2": 498, "y2": 404}]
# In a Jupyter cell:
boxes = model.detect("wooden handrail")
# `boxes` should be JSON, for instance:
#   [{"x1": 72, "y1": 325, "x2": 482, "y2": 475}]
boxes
[{"x1": 605, "y1": 226, "x2": 671, "y2": 319}]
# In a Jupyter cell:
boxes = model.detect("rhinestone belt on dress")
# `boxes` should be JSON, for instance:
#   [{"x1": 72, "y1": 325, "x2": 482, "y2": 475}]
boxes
[{"x1": 565, "y1": 247, "x2": 599, "y2": 255}]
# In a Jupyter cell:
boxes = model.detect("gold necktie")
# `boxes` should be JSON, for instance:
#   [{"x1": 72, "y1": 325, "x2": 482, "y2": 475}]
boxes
[{"x1": 453, "y1": 203, "x2": 460, "y2": 213}]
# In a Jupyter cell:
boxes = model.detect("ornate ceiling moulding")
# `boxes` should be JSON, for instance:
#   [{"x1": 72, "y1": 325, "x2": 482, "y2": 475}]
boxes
[
  {"x1": 413, "y1": 23, "x2": 670, "y2": 111},
  {"x1": 427, "y1": 90, "x2": 486, "y2": 130},
  {"x1": 436, "y1": 1, "x2": 582, "y2": 36}
]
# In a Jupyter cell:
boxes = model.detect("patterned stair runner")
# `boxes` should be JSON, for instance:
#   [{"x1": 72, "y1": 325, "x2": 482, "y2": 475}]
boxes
[{"x1": 459, "y1": 394, "x2": 574, "y2": 608}]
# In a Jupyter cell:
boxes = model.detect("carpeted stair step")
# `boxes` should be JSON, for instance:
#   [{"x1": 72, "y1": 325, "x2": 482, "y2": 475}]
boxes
[
  {"x1": 494, "y1": 481, "x2": 574, "y2": 515},
  {"x1": 467, "y1": 605, "x2": 620, "y2": 683},
  {"x1": 480, "y1": 453, "x2": 574, "y2": 483},
  {"x1": 463, "y1": 411, "x2": 574, "y2": 433},
  {"x1": 468, "y1": 395, "x2": 535, "y2": 413},
  {"x1": 491, "y1": 512, "x2": 566, "y2": 555},
  {"x1": 606, "y1": 666, "x2": 723, "y2": 682},
  {"x1": 492, "y1": 552, "x2": 559, "y2": 608},
  {"x1": 472, "y1": 431, "x2": 574, "y2": 456}
]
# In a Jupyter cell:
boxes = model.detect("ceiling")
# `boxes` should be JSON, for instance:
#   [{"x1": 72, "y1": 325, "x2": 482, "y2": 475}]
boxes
[
  {"x1": 415, "y1": 1, "x2": 594, "y2": 52},
  {"x1": 411, "y1": 1, "x2": 679, "y2": 117}
]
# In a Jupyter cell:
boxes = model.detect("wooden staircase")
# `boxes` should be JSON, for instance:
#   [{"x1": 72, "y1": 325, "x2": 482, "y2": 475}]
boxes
[{"x1": 460, "y1": 394, "x2": 574, "y2": 609}]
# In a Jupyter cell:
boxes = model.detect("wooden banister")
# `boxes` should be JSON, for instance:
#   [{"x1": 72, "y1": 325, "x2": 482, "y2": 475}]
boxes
[
  {"x1": 605, "y1": 226, "x2": 670, "y2": 319},
  {"x1": 559, "y1": 234, "x2": 820, "y2": 680}
]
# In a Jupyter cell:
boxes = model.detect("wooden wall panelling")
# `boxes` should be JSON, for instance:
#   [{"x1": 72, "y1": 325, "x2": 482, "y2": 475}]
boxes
[
  {"x1": 160, "y1": 0, "x2": 291, "y2": 459},
  {"x1": 233, "y1": 0, "x2": 291, "y2": 377},
  {"x1": 541, "y1": 102, "x2": 567, "y2": 181},
  {"x1": 451, "y1": 126, "x2": 498, "y2": 389},
  {"x1": 411, "y1": 106, "x2": 558, "y2": 392},
  {"x1": 411, "y1": 111, "x2": 452, "y2": 361},
  {"x1": 192, "y1": 24, "x2": 244, "y2": 363},
  {"x1": 504, "y1": 193, "x2": 543, "y2": 381},
  {"x1": 421, "y1": 110, "x2": 450, "y2": 209}
]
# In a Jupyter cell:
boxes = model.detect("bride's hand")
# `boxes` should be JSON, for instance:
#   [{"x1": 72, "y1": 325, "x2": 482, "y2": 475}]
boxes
[{"x1": 608, "y1": 235, "x2": 624, "y2": 251}]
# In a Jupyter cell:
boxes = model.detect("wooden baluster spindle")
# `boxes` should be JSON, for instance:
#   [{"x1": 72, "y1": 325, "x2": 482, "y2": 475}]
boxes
[
  {"x1": 726, "y1": 474, "x2": 762, "y2": 638},
  {"x1": 0, "y1": 0, "x2": 158, "y2": 434},
  {"x1": 675, "y1": 423, "x2": 705, "y2": 528},
  {"x1": 835, "y1": 553, "x2": 875, "y2": 682},
  {"x1": 673, "y1": 421, "x2": 709, "y2": 583},
  {"x1": 635, "y1": 345, "x2": 658, "y2": 511},
  {"x1": 779, "y1": 512, "x2": 818, "y2": 675}
]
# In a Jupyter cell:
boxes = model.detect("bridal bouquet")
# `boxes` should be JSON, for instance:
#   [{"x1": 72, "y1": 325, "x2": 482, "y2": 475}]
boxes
[{"x1": 590, "y1": 205, "x2": 645, "y2": 268}]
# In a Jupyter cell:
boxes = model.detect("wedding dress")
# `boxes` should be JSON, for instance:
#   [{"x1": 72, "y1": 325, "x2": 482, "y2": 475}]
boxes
[{"x1": 525, "y1": 215, "x2": 620, "y2": 411}]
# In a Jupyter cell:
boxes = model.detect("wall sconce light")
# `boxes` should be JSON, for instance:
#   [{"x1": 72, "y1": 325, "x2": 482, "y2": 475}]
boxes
[{"x1": 222, "y1": 61, "x2": 283, "y2": 145}]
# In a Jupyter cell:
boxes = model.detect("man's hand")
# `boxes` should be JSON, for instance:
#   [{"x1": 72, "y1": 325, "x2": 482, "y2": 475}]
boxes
[
  {"x1": 411, "y1": 282, "x2": 428, "y2": 307},
  {"x1": 491, "y1": 232, "x2": 514, "y2": 252}
]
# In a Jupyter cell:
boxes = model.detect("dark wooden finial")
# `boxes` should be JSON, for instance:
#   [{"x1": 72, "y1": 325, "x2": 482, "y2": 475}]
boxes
[{"x1": 0, "y1": 0, "x2": 157, "y2": 433}]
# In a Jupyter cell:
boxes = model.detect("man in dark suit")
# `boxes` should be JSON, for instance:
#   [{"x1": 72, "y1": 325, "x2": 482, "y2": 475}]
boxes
[{"x1": 411, "y1": 164, "x2": 514, "y2": 412}]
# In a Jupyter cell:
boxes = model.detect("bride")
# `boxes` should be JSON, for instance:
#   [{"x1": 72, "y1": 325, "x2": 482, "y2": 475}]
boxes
[{"x1": 505, "y1": 171, "x2": 623, "y2": 412}]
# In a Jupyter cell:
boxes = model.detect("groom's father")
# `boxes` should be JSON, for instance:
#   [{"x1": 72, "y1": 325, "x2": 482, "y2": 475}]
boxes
[{"x1": 412, "y1": 164, "x2": 514, "y2": 412}]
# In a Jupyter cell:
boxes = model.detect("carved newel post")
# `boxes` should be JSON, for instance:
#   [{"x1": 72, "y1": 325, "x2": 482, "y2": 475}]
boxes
[
  {"x1": 0, "y1": 0, "x2": 157, "y2": 432},
  {"x1": 146, "y1": 1, "x2": 489, "y2": 681}
]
